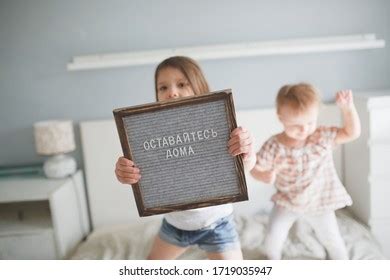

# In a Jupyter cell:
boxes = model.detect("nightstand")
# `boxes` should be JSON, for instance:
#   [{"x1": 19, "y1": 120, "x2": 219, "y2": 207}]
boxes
[
  {"x1": 344, "y1": 92, "x2": 390, "y2": 258},
  {"x1": 0, "y1": 170, "x2": 90, "y2": 259}
]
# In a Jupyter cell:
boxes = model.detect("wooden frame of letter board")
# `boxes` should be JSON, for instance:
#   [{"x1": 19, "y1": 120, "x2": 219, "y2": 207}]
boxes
[{"x1": 113, "y1": 89, "x2": 248, "y2": 216}]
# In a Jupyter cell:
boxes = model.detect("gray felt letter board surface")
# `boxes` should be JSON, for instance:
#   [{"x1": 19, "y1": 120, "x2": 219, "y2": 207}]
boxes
[{"x1": 113, "y1": 89, "x2": 248, "y2": 216}]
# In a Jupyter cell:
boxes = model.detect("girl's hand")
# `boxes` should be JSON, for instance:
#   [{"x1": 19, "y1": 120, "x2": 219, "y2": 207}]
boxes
[
  {"x1": 115, "y1": 156, "x2": 141, "y2": 185},
  {"x1": 228, "y1": 126, "x2": 255, "y2": 162},
  {"x1": 259, "y1": 169, "x2": 276, "y2": 184},
  {"x1": 250, "y1": 165, "x2": 276, "y2": 184},
  {"x1": 335, "y1": 89, "x2": 361, "y2": 144},
  {"x1": 336, "y1": 90, "x2": 354, "y2": 109}
]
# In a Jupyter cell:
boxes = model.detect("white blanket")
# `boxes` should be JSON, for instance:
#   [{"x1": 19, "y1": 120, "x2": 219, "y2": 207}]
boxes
[{"x1": 70, "y1": 210, "x2": 384, "y2": 260}]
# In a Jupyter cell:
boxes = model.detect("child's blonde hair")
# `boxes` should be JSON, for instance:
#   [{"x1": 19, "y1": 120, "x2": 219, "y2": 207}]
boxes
[
  {"x1": 154, "y1": 56, "x2": 210, "y2": 101},
  {"x1": 276, "y1": 83, "x2": 321, "y2": 113}
]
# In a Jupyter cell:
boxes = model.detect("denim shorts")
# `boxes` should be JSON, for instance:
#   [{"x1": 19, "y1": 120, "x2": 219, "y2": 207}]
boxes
[{"x1": 158, "y1": 214, "x2": 240, "y2": 253}]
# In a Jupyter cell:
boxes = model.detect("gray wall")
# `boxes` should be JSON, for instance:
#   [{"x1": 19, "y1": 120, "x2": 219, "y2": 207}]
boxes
[{"x1": 1, "y1": 0, "x2": 389, "y2": 166}]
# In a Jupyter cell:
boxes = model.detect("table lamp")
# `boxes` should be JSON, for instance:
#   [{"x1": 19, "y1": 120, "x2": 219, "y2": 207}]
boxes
[{"x1": 34, "y1": 120, "x2": 77, "y2": 178}]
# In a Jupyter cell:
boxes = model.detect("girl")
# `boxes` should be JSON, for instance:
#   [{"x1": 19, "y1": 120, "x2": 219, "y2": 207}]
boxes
[
  {"x1": 115, "y1": 56, "x2": 255, "y2": 260},
  {"x1": 250, "y1": 83, "x2": 361, "y2": 260}
]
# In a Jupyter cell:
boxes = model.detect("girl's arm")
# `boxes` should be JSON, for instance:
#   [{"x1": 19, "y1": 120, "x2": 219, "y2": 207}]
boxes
[
  {"x1": 228, "y1": 126, "x2": 256, "y2": 171},
  {"x1": 250, "y1": 165, "x2": 276, "y2": 184},
  {"x1": 115, "y1": 156, "x2": 141, "y2": 185},
  {"x1": 243, "y1": 152, "x2": 256, "y2": 171},
  {"x1": 335, "y1": 90, "x2": 361, "y2": 145}
]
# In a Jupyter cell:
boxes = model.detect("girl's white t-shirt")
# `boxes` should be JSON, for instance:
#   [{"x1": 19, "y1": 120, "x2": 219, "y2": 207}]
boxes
[{"x1": 164, "y1": 204, "x2": 233, "y2": 231}]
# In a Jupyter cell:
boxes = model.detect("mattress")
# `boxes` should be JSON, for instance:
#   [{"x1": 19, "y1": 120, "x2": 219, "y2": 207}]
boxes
[{"x1": 70, "y1": 210, "x2": 385, "y2": 260}]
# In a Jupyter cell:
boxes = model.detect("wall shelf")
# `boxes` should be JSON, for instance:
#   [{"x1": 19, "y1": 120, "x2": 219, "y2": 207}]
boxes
[{"x1": 67, "y1": 33, "x2": 385, "y2": 71}]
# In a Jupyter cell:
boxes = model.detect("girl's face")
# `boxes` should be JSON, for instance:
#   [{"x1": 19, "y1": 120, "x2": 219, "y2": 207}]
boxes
[
  {"x1": 156, "y1": 67, "x2": 195, "y2": 101},
  {"x1": 278, "y1": 104, "x2": 319, "y2": 140}
]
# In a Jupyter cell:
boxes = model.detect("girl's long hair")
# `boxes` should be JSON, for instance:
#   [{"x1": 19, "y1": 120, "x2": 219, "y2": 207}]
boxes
[{"x1": 154, "y1": 56, "x2": 210, "y2": 101}]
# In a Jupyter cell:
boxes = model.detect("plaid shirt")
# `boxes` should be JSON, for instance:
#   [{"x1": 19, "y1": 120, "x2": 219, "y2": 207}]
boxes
[{"x1": 256, "y1": 126, "x2": 352, "y2": 214}]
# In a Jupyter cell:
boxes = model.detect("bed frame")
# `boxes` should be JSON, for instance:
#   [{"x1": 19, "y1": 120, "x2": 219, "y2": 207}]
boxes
[{"x1": 80, "y1": 105, "x2": 342, "y2": 230}]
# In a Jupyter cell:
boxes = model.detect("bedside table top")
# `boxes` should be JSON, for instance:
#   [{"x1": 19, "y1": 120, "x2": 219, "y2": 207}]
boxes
[
  {"x1": 0, "y1": 170, "x2": 82, "y2": 203},
  {"x1": 355, "y1": 90, "x2": 390, "y2": 109}
]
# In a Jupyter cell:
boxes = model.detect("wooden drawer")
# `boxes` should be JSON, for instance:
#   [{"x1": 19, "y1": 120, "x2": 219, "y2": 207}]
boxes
[
  {"x1": 0, "y1": 201, "x2": 57, "y2": 259},
  {"x1": 0, "y1": 170, "x2": 89, "y2": 259},
  {"x1": 369, "y1": 178, "x2": 390, "y2": 220},
  {"x1": 369, "y1": 143, "x2": 390, "y2": 176},
  {"x1": 370, "y1": 220, "x2": 390, "y2": 258},
  {"x1": 0, "y1": 230, "x2": 56, "y2": 259},
  {"x1": 369, "y1": 109, "x2": 390, "y2": 141}
]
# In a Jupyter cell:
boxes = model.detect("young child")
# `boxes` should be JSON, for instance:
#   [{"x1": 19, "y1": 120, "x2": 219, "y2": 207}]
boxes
[
  {"x1": 115, "y1": 56, "x2": 255, "y2": 260},
  {"x1": 250, "y1": 83, "x2": 361, "y2": 260}
]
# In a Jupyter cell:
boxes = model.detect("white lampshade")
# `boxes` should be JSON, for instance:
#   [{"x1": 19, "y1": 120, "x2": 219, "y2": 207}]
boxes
[{"x1": 34, "y1": 120, "x2": 75, "y2": 155}]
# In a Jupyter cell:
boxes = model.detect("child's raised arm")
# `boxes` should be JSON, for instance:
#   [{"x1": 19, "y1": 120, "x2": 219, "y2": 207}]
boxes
[{"x1": 335, "y1": 90, "x2": 361, "y2": 145}]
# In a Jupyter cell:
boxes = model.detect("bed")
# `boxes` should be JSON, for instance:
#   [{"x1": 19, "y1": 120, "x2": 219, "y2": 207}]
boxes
[{"x1": 70, "y1": 105, "x2": 385, "y2": 259}]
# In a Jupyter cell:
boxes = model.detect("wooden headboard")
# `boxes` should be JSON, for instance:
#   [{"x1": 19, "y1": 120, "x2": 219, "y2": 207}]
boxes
[{"x1": 80, "y1": 105, "x2": 342, "y2": 230}]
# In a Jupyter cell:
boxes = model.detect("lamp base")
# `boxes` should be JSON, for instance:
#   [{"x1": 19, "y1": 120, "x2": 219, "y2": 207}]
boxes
[{"x1": 43, "y1": 154, "x2": 77, "y2": 179}]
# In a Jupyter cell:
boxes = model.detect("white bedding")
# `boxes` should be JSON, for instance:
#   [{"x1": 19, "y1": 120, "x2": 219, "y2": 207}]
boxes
[{"x1": 70, "y1": 210, "x2": 385, "y2": 260}]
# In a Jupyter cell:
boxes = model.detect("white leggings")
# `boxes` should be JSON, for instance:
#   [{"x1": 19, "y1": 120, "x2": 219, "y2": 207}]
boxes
[{"x1": 264, "y1": 206, "x2": 348, "y2": 260}]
